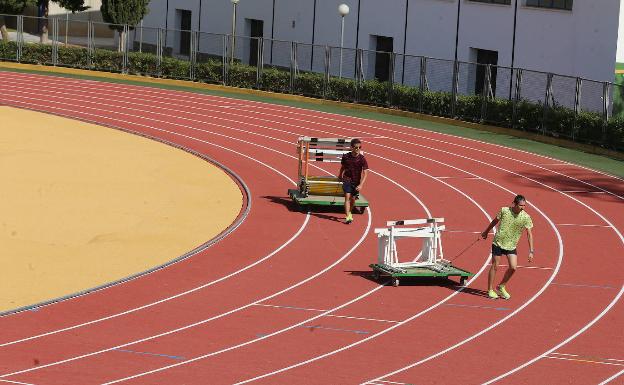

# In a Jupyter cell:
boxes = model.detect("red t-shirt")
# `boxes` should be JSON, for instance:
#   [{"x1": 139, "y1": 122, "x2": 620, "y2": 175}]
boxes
[{"x1": 341, "y1": 152, "x2": 369, "y2": 185}]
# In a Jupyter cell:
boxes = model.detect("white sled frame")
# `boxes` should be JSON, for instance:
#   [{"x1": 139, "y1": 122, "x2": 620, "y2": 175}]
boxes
[{"x1": 374, "y1": 218, "x2": 447, "y2": 269}]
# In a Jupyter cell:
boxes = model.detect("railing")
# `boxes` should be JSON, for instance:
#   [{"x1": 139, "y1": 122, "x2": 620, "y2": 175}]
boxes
[{"x1": 1, "y1": 13, "x2": 622, "y2": 150}]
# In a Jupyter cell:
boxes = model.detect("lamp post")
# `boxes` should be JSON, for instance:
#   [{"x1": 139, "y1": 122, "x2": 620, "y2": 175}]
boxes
[
  {"x1": 230, "y1": 0, "x2": 240, "y2": 64},
  {"x1": 338, "y1": 3, "x2": 349, "y2": 78}
]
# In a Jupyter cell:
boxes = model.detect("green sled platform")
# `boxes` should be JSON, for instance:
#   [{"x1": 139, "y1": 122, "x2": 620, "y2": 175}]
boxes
[
  {"x1": 288, "y1": 189, "x2": 369, "y2": 208},
  {"x1": 370, "y1": 262, "x2": 473, "y2": 287}
]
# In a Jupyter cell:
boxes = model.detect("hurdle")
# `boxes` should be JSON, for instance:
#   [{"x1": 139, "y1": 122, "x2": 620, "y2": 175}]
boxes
[
  {"x1": 369, "y1": 218, "x2": 473, "y2": 287},
  {"x1": 288, "y1": 137, "x2": 369, "y2": 209}
]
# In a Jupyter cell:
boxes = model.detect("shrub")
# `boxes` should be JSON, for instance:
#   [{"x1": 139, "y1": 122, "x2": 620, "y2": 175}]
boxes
[
  {"x1": 0, "y1": 41, "x2": 18, "y2": 61},
  {"x1": 1, "y1": 41, "x2": 621, "y2": 152}
]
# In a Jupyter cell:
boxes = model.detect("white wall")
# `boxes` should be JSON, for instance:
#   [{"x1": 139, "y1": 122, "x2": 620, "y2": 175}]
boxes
[
  {"x1": 515, "y1": 1, "x2": 619, "y2": 82},
  {"x1": 140, "y1": 0, "x2": 621, "y2": 83}
]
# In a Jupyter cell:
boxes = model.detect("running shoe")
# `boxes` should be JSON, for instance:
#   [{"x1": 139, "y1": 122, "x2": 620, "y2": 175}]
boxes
[
  {"x1": 497, "y1": 285, "x2": 511, "y2": 300},
  {"x1": 488, "y1": 289, "x2": 499, "y2": 299},
  {"x1": 345, "y1": 214, "x2": 353, "y2": 224}
]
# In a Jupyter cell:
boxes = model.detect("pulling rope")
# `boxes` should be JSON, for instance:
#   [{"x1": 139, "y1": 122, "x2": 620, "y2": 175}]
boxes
[{"x1": 449, "y1": 237, "x2": 481, "y2": 262}]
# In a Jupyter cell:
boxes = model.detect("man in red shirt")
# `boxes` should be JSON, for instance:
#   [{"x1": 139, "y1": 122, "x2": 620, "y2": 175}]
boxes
[{"x1": 338, "y1": 138, "x2": 368, "y2": 224}]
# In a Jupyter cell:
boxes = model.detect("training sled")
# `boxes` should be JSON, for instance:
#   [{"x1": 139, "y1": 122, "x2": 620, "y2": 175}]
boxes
[
  {"x1": 288, "y1": 137, "x2": 369, "y2": 210},
  {"x1": 370, "y1": 218, "x2": 473, "y2": 287}
]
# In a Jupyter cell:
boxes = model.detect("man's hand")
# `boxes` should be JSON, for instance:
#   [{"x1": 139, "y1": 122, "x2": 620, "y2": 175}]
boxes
[
  {"x1": 528, "y1": 251, "x2": 534, "y2": 263},
  {"x1": 356, "y1": 184, "x2": 362, "y2": 191},
  {"x1": 481, "y1": 231, "x2": 489, "y2": 240}
]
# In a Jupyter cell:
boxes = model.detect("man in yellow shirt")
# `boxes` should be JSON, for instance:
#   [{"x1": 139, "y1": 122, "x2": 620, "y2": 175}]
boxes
[{"x1": 481, "y1": 195, "x2": 534, "y2": 299}]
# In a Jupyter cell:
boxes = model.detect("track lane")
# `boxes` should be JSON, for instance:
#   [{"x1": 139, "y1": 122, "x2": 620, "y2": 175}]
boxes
[{"x1": 2, "y1": 71, "x2": 620, "y2": 380}]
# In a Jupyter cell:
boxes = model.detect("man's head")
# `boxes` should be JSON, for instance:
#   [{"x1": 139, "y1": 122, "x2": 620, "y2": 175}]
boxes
[
  {"x1": 512, "y1": 194, "x2": 527, "y2": 213},
  {"x1": 350, "y1": 138, "x2": 362, "y2": 155}
]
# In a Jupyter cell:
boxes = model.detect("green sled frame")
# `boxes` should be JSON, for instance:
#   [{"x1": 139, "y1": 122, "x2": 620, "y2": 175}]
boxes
[
  {"x1": 288, "y1": 189, "x2": 369, "y2": 208},
  {"x1": 369, "y1": 261, "x2": 473, "y2": 287}
]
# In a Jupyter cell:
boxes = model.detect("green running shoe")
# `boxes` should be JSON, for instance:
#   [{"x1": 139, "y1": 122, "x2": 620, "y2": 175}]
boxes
[
  {"x1": 488, "y1": 289, "x2": 499, "y2": 299},
  {"x1": 345, "y1": 213, "x2": 353, "y2": 224},
  {"x1": 497, "y1": 285, "x2": 511, "y2": 300}
]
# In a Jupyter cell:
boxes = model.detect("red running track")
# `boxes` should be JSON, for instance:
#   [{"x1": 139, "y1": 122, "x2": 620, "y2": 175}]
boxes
[{"x1": 0, "y1": 71, "x2": 622, "y2": 385}]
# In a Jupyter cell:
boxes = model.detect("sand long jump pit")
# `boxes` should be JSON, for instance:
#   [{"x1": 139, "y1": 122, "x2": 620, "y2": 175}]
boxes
[{"x1": 0, "y1": 106, "x2": 243, "y2": 313}]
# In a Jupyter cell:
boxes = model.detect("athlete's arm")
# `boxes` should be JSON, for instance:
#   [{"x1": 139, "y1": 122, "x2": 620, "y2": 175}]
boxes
[{"x1": 481, "y1": 218, "x2": 499, "y2": 239}]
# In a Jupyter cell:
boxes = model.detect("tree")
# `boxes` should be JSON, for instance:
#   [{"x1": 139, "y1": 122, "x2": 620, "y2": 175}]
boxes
[
  {"x1": 37, "y1": 0, "x2": 88, "y2": 43},
  {"x1": 0, "y1": 0, "x2": 35, "y2": 42},
  {"x1": 101, "y1": 0, "x2": 150, "y2": 52}
]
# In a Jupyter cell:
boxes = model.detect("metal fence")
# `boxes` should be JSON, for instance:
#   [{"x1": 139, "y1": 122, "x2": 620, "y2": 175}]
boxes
[{"x1": 1, "y1": 14, "x2": 622, "y2": 149}]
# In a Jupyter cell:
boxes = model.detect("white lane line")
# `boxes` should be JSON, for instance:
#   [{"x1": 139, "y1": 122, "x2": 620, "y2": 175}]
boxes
[
  {"x1": 556, "y1": 223, "x2": 611, "y2": 228},
  {"x1": 253, "y1": 304, "x2": 400, "y2": 324},
  {"x1": 598, "y1": 368, "x2": 624, "y2": 384},
  {"x1": 434, "y1": 176, "x2": 481, "y2": 180},
  {"x1": 560, "y1": 190, "x2": 606, "y2": 194},
  {"x1": 550, "y1": 352, "x2": 624, "y2": 363},
  {"x1": 0, "y1": 380, "x2": 39, "y2": 385},
  {"x1": 544, "y1": 355, "x2": 624, "y2": 367}
]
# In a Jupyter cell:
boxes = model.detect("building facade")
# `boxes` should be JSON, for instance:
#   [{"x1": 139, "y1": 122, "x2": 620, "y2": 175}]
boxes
[{"x1": 138, "y1": 0, "x2": 621, "y2": 83}]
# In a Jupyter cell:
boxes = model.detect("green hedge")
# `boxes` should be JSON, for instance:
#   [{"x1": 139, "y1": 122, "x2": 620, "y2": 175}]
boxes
[{"x1": 1, "y1": 40, "x2": 622, "y2": 151}]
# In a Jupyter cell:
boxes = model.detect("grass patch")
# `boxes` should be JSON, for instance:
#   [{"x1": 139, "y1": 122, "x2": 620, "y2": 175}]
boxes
[
  {"x1": 616, "y1": 62, "x2": 624, "y2": 71},
  {"x1": 2, "y1": 65, "x2": 623, "y2": 178}
]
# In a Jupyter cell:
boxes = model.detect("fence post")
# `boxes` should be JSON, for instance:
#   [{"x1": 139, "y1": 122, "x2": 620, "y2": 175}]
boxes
[
  {"x1": 290, "y1": 41, "x2": 296, "y2": 93},
  {"x1": 355, "y1": 48, "x2": 362, "y2": 102},
  {"x1": 388, "y1": 52, "x2": 396, "y2": 106},
  {"x1": 512, "y1": 68, "x2": 523, "y2": 129},
  {"x1": 323, "y1": 45, "x2": 330, "y2": 99},
  {"x1": 419, "y1": 56, "x2": 427, "y2": 113},
  {"x1": 602, "y1": 82, "x2": 611, "y2": 144},
  {"x1": 87, "y1": 21, "x2": 94, "y2": 69},
  {"x1": 541, "y1": 73, "x2": 553, "y2": 134},
  {"x1": 480, "y1": 64, "x2": 491, "y2": 122},
  {"x1": 451, "y1": 60, "x2": 459, "y2": 118},
  {"x1": 16, "y1": 15, "x2": 23, "y2": 62},
  {"x1": 222, "y1": 34, "x2": 228, "y2": 85},
  {"x1": 189, "y1": 30, "x2": 198, "y2": 81},
  {"x1": 122, "y1": 24, "x2": 129, "y2": 74},
  {"x1": 255, "y1": 37, "x2": 264, "y2": 89},
  {"x1": 138, "y1": 20, "x2": 143, "y2": 52},
  {"x1": 156, "y1": 28, "x2": 164, "y2": 77},
  {"x1": 51, "y1": 17, "x2": 59, "y2": 66},
  {"x1": 572, "y1": 77, "x2": 582, "y2": 141}
]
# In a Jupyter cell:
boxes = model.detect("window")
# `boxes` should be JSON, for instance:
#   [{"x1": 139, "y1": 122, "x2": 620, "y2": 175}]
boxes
[
  {"x1": 525, "y1": 0, "x2": 573, "y2": 11},
  {"x1": 469, "y1": 0, "x2": 511, "y2": 5}
]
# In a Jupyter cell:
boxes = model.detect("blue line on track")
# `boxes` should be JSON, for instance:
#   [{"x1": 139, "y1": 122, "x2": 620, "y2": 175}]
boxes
[
  {"x1": 113, "y1": 348, "x2": 185, "y2": 360},
  {"x1": 263, "y1": 304, "x2": 318, "y2": 311},
  {"x1": 299, "y1": 325, "x2": 370, "y2": 335}
]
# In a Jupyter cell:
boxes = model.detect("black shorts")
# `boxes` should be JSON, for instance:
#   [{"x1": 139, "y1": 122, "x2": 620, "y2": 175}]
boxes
[
  {"x1": 492, "y1": 244, "x2": 517, "y2": 256},
  {"x1": 342, "y1": 182, "x2": 359, "y2": 197}
]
